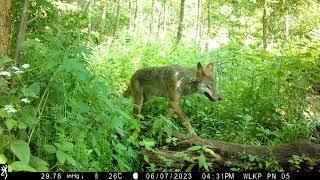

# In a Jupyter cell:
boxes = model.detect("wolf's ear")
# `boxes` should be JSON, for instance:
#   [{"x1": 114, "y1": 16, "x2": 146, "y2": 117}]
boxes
[
  {"x1": 205, "y1": 63, "x2": 214, "y2": 75},
  {"x1": 206, "y1": 63, "x2": 213, "y2": 71},
  {"x1": 197, "y1": 62, "x2": 204, "y2": 77}
]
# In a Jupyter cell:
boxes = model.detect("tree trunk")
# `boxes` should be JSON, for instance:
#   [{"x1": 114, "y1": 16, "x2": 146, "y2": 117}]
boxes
[
  {"x1": 162, "y1": 1, "x2": 167, "y2": 38},
  {"x1": 87, "y1": 0, "x2": 94, "y2": 42},
  {"x1": 0, "y1": 0, "x2": 11, "y2": 57},
  {"x1": 150, "y1": 0, "x2": 155, "y2": 35},
  {"x1": 133, "y1": 0, "x2": 138, "y2": 35},
  {"x1": 15, "y1": 0, "x2": 29, "y2": 64},
  {"x1": 138, "y1": 0, "x2": 143, "y2": 35},
  {"x1": 99, "y1": 2, "x2": 107, "y2": 43},
  {"x1": 113, "y1": 0, "x2": 121, "y2": 37},
  {"x1": 262, "y1": 0, "x2": 268, "y2": 50},
  {"x1": 284, "y1": 14, "x2": 289, "y2": 41},
  {"x1": 176, "y1": 0, "x2": 185, "y2": 44},
  {"x1": 156, "y1": 3, "x2": 163, "y2": 38},
  {"x1": 195, "y1": 0, "x2": 201, "y2": 43},
  {"x1": 128, "y1": 0, "x2": 132, "y2": 32},
  {"x1": 205, "y1": 0, "x2": 211, "y2": 52},
  {"x1": 143, "y1": 131, "x2": 320, "y2": 170}
]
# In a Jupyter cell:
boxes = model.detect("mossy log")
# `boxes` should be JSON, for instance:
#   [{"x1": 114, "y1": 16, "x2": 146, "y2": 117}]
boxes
[{"x1": 142, "y1": 131, "x2": 320, "y2": 169}]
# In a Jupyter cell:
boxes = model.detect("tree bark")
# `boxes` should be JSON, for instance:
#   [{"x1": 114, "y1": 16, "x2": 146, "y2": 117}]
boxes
[
  {"x1": 138, "y1": 0, "x2": 143, "y2": 35},
  {"x1": 162, "y1": 1, "x2": 167, "y2": 38},
  {"x1": 284, "y1": 14, "x2": 289, "y2": 41},
  {"x1": 128, "y1": 0, "x2": 132, "y2": 32},
  {"x1": 15, "y1": 0, "x2": 29, "y2": 64},
  {"x1": 87, "y1": 0, "x2": 95, "y2": 42},
  {"x1": 99, "y1": 1, "x2": 107, "y2": 43},
  {"x1": 0, "y1": 0, "x2": 11, "y2": 57},
  {"x1": 176, "y1": 0, "x2": 185, "y2": 44},
  {"x1": 150, "y1": 0, "x2": 155, "y2": 35},
  {"x1": 205, "y1": 0, "x2": 211, "y2": 52},
  {"x1": 262, "y1": 0, "x2": 268, "y2": 50},
  {"x1": 133, "y1": 0, "x2": 139, "y2": 35},
  {"x1": 113, "y1": 0, "x2": 121, "y2": 37},
  {"x1": 156, "y1": 3, "x2": 163, "y2": 38},
  {"x1": 195, "y1": 0, "x2": 201, "y2": 43}
]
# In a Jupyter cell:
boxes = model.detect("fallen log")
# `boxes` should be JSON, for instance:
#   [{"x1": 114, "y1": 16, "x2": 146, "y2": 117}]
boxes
[
  {"x1": 142, "y1": 131, "x2": 320, "y2": 170},
  {"x1": 171, "y1": 131, "x2": 320, "y2": 163}
]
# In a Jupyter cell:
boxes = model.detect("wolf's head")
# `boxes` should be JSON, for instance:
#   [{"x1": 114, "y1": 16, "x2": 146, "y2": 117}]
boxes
[{"x1": 194, "y1": 62, "x2": 222, "y2": 102}]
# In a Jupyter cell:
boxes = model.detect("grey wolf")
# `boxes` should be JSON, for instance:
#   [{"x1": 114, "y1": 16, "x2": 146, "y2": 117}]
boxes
[{"x1": 124, "y1": 62, "x2": 222, "y2": 136}]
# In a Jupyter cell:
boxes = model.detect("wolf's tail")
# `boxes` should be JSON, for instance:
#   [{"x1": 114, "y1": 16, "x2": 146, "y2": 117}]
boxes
[{"x1": 123, "y1": 85, "x2": 131, "y2": 98}]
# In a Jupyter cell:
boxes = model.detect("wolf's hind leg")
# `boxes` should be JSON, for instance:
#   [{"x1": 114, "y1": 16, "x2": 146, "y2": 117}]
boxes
[{"x1": 132, "y1": 81, "x2": 144, "y2": 116}]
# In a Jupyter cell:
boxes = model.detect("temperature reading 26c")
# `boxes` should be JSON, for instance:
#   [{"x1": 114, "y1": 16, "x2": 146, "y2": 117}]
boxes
[{"x1": 108, "y1": 173, "x2": 123, "y2": 180}]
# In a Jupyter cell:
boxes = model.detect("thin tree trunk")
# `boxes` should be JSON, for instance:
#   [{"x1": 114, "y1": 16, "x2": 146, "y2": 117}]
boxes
[
  {"x1": 128, "y1": 0, "x2": 132, "y2": 32},
  {"x1": 195, "y1": 0, "x2": 201, "y2": 43},
  {"x1": 284, "y1": 14, "x2": 289, "y2": 41},
  {"x1": 150, "y1": 0, "x2": 155, "y2": 35},
  {"x1": 133, "y1": 0, "x2": 138, "y2": 35},
  {"x1": 138, "y1": 0, "x2": 143, "y2": 35},
  {"x1": 157, "y1": 3, "x2": 162, "y2": 38},
  {"x1": 15, "y1": 0, "x2": 29, "y2": 64},
  {"x1": 162, "y1": 1, "x2": 167, "y2": 38},
  {"x1": 87, "y1": 0, "x2": 93, "y2": 41},
  {"x1": 262, "y1": 0, "x2": 268, "y2": 50},
  {"x1": 205, "y1": 0, "x2": 211, "y2": 52},
  {"x1": 0, "y1": 0, "x2": 11, "y2": 57},
  {"x1": 113, "y1": 0, "x2": 121, "y2": 37},
  {"x1": 176, "y1": 0, "x2": 185, "y2": 44},
  {"x1": 99, "y1": 2, "x2": 107, "y2": 43}
]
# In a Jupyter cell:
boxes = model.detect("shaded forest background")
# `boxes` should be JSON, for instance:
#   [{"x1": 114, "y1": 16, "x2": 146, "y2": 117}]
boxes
[{"x1": 0, "y1": 0, "x2": 320, "y2": 172}]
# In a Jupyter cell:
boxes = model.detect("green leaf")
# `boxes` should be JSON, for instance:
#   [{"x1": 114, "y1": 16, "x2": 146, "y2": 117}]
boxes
[
  {"x1": 56, "y1": 150, "x2": 67, "y2": 164},
  {"x1": 10, "y1": 140, "x2": 30, "y2": 162},
  {"x1": 29, "y1": 156, "x2": 48, "y2": 171},
  {"x1": 66, "y1": 155, "x2": 77, "y2": 166},
  {"x1": 0, "y1": 96, "x2": 13, "y2": 106},
  {"x1": 142, "y1": 139, "x2": 156, "y2": 151},
  {"x1": 94, "y1": 147, "x2": 101, "y2": 157},
  {"x1": 199, "y1": 154, "x2": 209, "y2": 171},
  {"x1": 54, "y1": 142, "x2": 61, "y2": 149},
  {"x1": 11, "y1": 161, "x2": 36, "y2": 172},
  {"x1": 152, "y1": 118, "x2": 163, "y2": 134},
  {"x1": 0, "y1": 154, "x2": 7, "y2": 164},
  {"x1": 114, "y1": 118, "x2": 124, "y2": 137},
  {"x1": 203, "y1": 148, "x2": 219, "y2": 158},
  {"x1": 21, "y1": 82, "x2": 40, "y2": 98},
  {"x1": 144, "y1": 155, "x2": 150, "y2": 163},
  {"x1": 5, "y1": 119, "x2": 17, "y2": 130},
  {"x1": 185, "y1": 163, "x2": 195, "y2": 172},
  {"x1": 43, "y1": 144, "x2": 57, "y2": 154},
  {"x1": 79, "y1": 102, "x2": 90, "y2": 113},
  {"x1": 61, "y1": 142, "x2": 74, "y2": 152},
  {"x1": 0, "y1": 55, "x2": 14, "y2": 64},
  {"x1": 15, "y1": 106, "x2": 38, "y2": 128},
  {"x1": 187, "y1": 146, "x2": 202, "y2": 151},
  {"x1": 243, "y1": 114, "x2": 252, "y2": 122}
]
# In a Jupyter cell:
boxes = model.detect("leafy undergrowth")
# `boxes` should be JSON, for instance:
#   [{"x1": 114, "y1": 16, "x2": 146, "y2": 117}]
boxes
[{"x1": 1, "y1": 35, "x2": 320, "y2": 172}]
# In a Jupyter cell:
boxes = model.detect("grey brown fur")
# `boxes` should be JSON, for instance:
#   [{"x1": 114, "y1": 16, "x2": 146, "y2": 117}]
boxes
[{"x1": 124, "y1": 62, "x2": 221, "y2": 136}]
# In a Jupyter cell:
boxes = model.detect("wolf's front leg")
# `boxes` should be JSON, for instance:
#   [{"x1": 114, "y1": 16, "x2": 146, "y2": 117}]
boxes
[{"x1": 168, "y1": 100, "x2": 197, "y2": 137}]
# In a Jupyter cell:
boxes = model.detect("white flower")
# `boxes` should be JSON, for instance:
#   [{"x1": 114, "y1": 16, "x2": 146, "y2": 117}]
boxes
[
  {"x1": 21, "y1": 98, "x2": 30, "y2": 103},
  {"x1": 14, "y1": 70, "x2": 24, "y2": 74},
  {"x1": 12, "y1": 66, "x2": 20, "y2": 71},
  {"x1": 21, "y1": 64, "x2": 30, "y2": 69},
  {"x1": 0, "y1": 71, "x2": 11, "y2": 77},
  {"x1": 4, "y1": 105, "x2": 17, "y2": 113}
]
